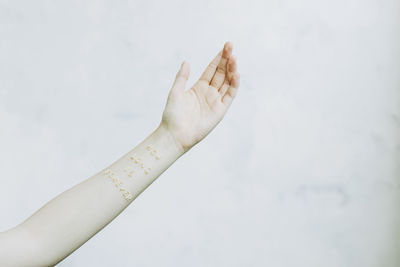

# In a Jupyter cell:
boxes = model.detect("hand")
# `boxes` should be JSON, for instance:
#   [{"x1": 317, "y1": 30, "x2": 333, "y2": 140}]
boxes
[{"x1": 160, "y1": 41, "x2": 240, "y2": 153}]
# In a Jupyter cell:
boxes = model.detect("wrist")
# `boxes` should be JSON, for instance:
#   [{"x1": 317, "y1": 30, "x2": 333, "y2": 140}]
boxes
[{"x1": 153, "y1": 123, "x2": 187, "y2": 156}]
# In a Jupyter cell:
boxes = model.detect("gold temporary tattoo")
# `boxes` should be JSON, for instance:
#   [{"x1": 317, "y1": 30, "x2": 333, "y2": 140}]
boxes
[
  {"x1": 122, "y1": 191, "x2": 133, "y2": 200},
  {"x1": 123, "y1": 167, "x2": 135, "y2": 177},
  {"x1": 146, "y1": 144, "x2": 160, "y2": 160},
  {"x1": 130, "y1": 154, "x2": 151, "y2": 175},
  {"x1": 103, "y1": 168, "x2": 133, "y2": 201},
  {"x1": 130, "y1": 155, "x2": 141, "y2": 163},
  {"x1": 119, "y1": 186, "x2": 133, "y2": 200}
]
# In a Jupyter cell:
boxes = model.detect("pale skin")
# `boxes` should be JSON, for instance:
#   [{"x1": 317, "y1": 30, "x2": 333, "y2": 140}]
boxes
[{"x1": 0, "y1": 41, "x2": 240, "y2": 266}]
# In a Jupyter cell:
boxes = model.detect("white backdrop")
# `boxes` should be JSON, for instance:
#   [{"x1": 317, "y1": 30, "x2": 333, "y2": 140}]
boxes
[{"x1": 0, "y1": 0, "x2": 400, "y2": 266}]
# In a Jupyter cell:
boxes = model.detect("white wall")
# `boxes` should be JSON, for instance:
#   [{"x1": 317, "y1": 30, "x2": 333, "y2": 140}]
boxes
[{"x1": 0, "y1": 0, "x2": 399, "y2": 266}]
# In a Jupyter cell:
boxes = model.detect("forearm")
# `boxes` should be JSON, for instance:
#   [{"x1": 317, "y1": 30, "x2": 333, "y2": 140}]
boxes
[{"x1": 16, "y1": 123, "x2": 185, "y2": 266}]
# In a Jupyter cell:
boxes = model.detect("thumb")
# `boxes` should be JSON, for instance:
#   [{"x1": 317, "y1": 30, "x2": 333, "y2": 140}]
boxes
[{"x1": 171, "y1": 60, "x2": 190, "y2": 93}]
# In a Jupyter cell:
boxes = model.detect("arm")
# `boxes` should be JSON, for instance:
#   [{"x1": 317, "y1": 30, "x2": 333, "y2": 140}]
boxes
[{"x1": 0, "y1": 41, "x2": 240, "y2": 266}]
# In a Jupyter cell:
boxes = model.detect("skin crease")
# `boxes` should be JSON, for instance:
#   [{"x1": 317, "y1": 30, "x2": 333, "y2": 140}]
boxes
[
  {"x1": 0, "y1": 41, "x2": 240, "y2": 267},
  {"x1": 161, "y1": 41, "x2": 240, "y2": 153}
]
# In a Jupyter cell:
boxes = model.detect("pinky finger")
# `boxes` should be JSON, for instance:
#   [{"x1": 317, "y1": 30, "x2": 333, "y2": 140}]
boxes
[{"x1": 222, "y1": 73, "x2": 240, "y2": 107}]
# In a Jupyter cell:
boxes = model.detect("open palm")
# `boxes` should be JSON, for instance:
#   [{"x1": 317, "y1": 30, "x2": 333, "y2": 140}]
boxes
[{"x1": 160, "y1": 42, "x2": 240, "y2": 153}]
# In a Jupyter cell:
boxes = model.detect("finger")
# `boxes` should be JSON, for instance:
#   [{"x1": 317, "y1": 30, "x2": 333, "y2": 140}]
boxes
[
  {"x1": 219, "y1": 55, "x2": 237, "y2": 95},
  {"x1": 210, "y1": 42, "x2": 232, "y2": 89},
  {"x1": 171, "y1": 60, "x2": 190, "y2": 93},
  {"x1": 227, "y1": 54, "x2": 237, "y2": 83},
  {"x1": 222, "y1": 72, "x2": 240, "y2": 107},
  {"x1": 198, "y1": 50, "x2": 223, "y2": 84},
  {"x1": 219, "y1": 83, "x2": 230, "y2": 97}
]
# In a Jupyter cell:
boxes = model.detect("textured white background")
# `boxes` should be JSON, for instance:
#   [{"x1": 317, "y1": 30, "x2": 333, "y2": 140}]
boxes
[{"x1": 0, "y1": 0, "x2": 400, "y2": 266}]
